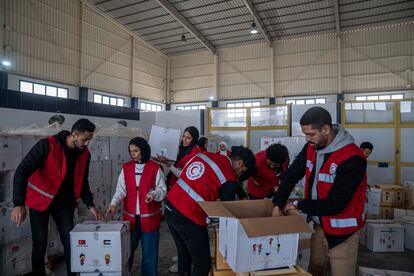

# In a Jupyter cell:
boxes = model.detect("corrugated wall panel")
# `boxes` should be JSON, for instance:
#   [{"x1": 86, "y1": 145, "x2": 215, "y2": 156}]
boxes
[
  {"x1": 83, "y1": 5, "x2": 132, "y2": 96},
  {"x1": 218, "y1": 44, "x2": 270, "y2": 99},
  {"x1": 170, "y1": 51, "x2": 215, "y2": 102},
  {"x1": 4, "y1": 0, "x2": 168, "y2": 101},
  {"x1": 5, "y1": 0, "x2": 81, "y2": 85},
  {"x1": 342, "y1": 23, "x2": 413, "y2": 91},
  {"x1": 274, "y1": 35, "x2": 337, "y2": 96}
]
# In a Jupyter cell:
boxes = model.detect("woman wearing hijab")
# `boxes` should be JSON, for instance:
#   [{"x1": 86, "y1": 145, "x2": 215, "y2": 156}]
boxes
[
  {"x1": 216, "y1": 141, "x2": 231, "y2": 156},
  {"x1": 197, "y1": 137, "x2": 209, "y2": 152},
  {"x1": 157, "y1": 126, "x2": 201, "y2": 189},
  {"x1": 106, "y1": 137, "x2": 167, "y2": 276}
]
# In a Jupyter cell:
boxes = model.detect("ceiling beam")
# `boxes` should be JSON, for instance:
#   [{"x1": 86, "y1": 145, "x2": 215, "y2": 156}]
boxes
[
  {"x1": 154, "y1": 0, "x2": 216, "y2": 54},
  {"x1": 243, "y1": 0, "x2": 273, "y2": 47}
]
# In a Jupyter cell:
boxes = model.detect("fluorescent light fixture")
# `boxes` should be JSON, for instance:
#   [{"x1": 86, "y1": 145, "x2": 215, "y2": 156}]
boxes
[
  {"x1": 2, "y1": 60, "x2": 11, "y2": 67},
  {"x1": 250, "y1": 22, "x2": 258, "y2": 34},
  {"x1": 209, "y1": 96, "x2": 215, "y2": 100}
]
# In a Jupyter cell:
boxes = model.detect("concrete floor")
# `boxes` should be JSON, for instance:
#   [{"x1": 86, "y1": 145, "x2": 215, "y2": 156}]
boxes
[{"x1": 39, "y1": 220, "x2": 414, "y2": 275}]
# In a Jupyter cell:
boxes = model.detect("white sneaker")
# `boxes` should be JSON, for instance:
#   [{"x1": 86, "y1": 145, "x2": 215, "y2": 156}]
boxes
[
  {"x1": 169, "y1": 263, "x2": 178, "y2": 273},
  {"x1": 171, "y1": 256, "x2": 178, "y2": 263}
]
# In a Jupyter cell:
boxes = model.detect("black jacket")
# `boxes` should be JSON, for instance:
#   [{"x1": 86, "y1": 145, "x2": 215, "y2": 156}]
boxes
[
  {"x1": 272, "y1": 141, "x2": 366, "y2": 248},
  {"x1": 13, "y1": 131, "x2": 95, "y2": 210}
]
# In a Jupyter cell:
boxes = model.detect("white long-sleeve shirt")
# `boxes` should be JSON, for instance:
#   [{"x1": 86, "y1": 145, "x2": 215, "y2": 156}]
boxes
[{"x1": 110, "y1": 163, "x2": 167, "y2": 215}]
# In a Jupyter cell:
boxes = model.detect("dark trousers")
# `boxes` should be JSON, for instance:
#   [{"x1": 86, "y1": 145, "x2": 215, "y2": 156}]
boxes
[
  {"x1": 165, "y1": 205, "x2": 211, "y2": 276},
  {"x1": 129, "y1": 215, "x2": 160, "y2": 276},
  {"x1": 29, "y1": 207, "x2": 75, "y2": 276}
]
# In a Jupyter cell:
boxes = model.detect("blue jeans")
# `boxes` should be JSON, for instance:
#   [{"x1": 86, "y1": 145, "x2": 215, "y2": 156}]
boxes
[{"x1": 129, "y1": 215, "x2": 160, "y2": 276}]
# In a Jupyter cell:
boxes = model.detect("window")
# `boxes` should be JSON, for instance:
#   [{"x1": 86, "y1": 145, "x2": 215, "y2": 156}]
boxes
[
  {"x1": 355, "y1": 94, "x2": 404, "y2": 101},
  {"x1": 285, "y1": 98, "x2": 326, "y2": 105},
  {"x1": 139, "y1": 101, "x2": 162, "y2": 112},
  {"x1": 19, "y1": 80, "x2": 68, "y2": 98},
  {"x1": 93, "y1": 93, "x2": 124, "y2": 107},
  {"x1": 226, "y1": 101, "x2": 261, "y2": 118},
  {"x1": 176, "y1": 104, "x2": 206, "y2": 110}
]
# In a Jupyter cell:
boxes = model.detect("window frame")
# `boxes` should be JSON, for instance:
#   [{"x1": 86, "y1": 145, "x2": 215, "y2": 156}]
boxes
[{"x1": 19, "y1": 80, "x2": 69, "y2": 99}]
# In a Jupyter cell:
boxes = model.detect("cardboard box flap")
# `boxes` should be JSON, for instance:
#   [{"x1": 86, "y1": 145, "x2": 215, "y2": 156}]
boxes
[
  {"x1": 72, "y1": 221, "x2": 127, "y2": 232},
  {"x1": 239, "y1": 215, "x2": 313, "y2": 238},
  {"x1": 198, "y1": 201, "x2": 235, "y2": 218},
  {"x1": 375, "y1": 184, "x2": 404, "y2": 191}
]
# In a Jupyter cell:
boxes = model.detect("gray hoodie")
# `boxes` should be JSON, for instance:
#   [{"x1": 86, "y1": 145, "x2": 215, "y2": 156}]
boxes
[{"x1": 310, "y1": 124, "x2": 355, "y2": 224}]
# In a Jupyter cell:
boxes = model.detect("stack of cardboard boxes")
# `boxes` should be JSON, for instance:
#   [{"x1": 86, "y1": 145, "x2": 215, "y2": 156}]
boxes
[
  {"x1": 366, "y1": 184, "x2": 405, "y2": 220},
  {"x1": 201, "y1": 200, "x2": 312, "y2": 276}
]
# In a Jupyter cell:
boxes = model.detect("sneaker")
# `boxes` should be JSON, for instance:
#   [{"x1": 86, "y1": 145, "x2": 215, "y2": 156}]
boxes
[
  {"x1": 169, "y1": 263, "x2": 178, "y2": 273},
  {"x1": 171, "y1": 256, "x2": 178, "y2": 263}
]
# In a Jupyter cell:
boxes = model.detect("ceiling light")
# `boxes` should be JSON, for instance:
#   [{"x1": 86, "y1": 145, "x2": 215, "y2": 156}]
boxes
[
  {"x1": 209, "y1": 96, "x2": 215, "y2": 100},
  {"x1": 2, "y1": 60, "x2": 11, "y2": 67},
  {"x1": 181, "y1": 34, "x2": 186, "y2": 43},
  {"x1": 250, "y1": 22, "x2": 258, "y2": 34}
]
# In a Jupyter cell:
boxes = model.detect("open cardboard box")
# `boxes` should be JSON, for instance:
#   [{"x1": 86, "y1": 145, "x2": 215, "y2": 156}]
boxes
[{"x1": 200, "y1": 200, "x2": 312, "y2": 273}]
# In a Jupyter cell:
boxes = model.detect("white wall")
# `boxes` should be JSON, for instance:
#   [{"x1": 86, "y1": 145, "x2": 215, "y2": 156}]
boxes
[{"x1": 0, "y1": 107, "x2": 146, "y2": 132}]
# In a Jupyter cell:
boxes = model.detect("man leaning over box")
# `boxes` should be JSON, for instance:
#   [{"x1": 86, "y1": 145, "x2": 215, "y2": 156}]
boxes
[
  {"x1": 10, "y1": 118, "x2": 103, "y2": 276},
  {"x1": 272, "y1": 107, "x2": 367, "y2": 276}
]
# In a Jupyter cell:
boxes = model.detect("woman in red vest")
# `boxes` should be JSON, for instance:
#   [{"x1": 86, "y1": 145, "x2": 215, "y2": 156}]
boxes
[
  {"x1": 216, "y1": 141, "x2": 231, "y2": 156},
  {"x1": 106, "y1": 137, "x2": 166, "y2": 276}
]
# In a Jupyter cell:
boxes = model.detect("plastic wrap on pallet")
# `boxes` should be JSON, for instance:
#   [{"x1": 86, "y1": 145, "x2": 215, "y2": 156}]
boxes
[
  {"x1": 0, "y1": 136, "x2": 22, "y2": 171},
  {"x1": 0, "y1": 207, "x2": 32, "y2": 245},
  {"x1": 0, "y1": 236, "x2": 32, "y2": 275},
  {"x1": 0, "y1": 171, "x2": 14, "y2": 206}
]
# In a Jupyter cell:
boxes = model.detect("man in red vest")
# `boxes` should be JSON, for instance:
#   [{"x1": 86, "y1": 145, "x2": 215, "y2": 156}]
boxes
[
  {"x1": 272, "y1": 107, "x2": 367, "y2": 276},
  {"x1": 165, "y1": 148, "x2": 256, "y2": 276},
  {"x1": 11, "y1": 118, "x2": 103, "y2": 276},
  {"x1": 247, "y1": 143, "x2": 289, "y2": 199}
]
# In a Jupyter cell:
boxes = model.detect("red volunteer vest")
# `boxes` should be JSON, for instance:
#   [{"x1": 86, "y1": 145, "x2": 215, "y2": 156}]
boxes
[
  {"x1": 25, "y1": 136, "x2": 89, "y2": 211},
  {"x1": 123, "y1": 160, "x2": 162, "y2": 232},
  {"x1": 305, "y1": 143, "x2": 367, "y2": 235},
  {"x1": 167, "y1": 153, "x2": 237, "y2": 226},
  {"x1": 247, "y1": 150, "x2": 288, "y2": 198},
  {"x1": 167, "y1": 146, "x2": 202, "y2": 188}
]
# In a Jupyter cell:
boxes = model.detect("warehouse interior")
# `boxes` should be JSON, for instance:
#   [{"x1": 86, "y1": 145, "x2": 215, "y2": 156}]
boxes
[{"x1": 1, "y1": 0, "x2": 414, "y2": 275}]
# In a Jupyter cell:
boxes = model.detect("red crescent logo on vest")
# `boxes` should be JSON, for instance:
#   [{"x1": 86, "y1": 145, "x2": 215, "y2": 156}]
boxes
[
  {"x1": 186, "y1": 162, "x2": 205, "y2": 180},
  {"x1": 329, "y1": 163, "x2": 338, "y2": 175}
]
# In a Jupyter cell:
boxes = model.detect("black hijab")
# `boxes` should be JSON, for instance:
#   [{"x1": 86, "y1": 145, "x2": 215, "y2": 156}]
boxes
[
  {"x1": 176, "y1": 126, "x2": 199, "y2": 162},
  {"x1": 197, "y1": 137, "x2": 208, "y2": 151}
]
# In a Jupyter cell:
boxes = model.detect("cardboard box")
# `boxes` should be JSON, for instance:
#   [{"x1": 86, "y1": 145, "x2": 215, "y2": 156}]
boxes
[
  {"x1": 393, "y1": 215, "x2": 414, "y2": 250},
  {"x1": 148, "y1": 125, "x2": 181, "y2": 161},
  {"x1": 215, "y1": 227, "x2": 231, "y2": 270},
  {"x1": 405, "y1": 188, "x2": 414, "y2": 209},
  {"x1": 236, "y1": 265, "x2": 311, "y2": 276},
  {"x1": 366, "y1": 222, "x2": 404, "y2": 252},
  {"x1": 70, "y1": 221, "x2": 130, "y2": 273},
  {"x1": 212, "y1": 265, "x2": 236, "y2": 276},
  {"x1": 0, "y1": 171, "x2": 13, "y2": 205},
  {"x1": 393, "y1": 208, "x2": 414, "y2": 219},
  {"x1": 359, "y1": 267, "x2": 414, "y2": 276},
  {"x1": 89, "y1": 136, "x2": 110, "y2": 161},
  {"x1": 376, "y1": 184, "x2": 405, "y2": 207},
  {"x1": 359, "y1": 219, "x2": 394, "y2": 247},
  {"x1": 0, "y1": 207, "x2": 32, "y2": 245},
  {"x1": 200, "y1": 200, "x2": 312, "y2": 272},
  {"x1": 296, "y1": 248, "x2": 310, "y2": 271},
  {"x1": 366, "y1": 187, "x2": 382, "y2": 215},
  {"x1": 380, "y1": 206, "x2": 394, "y2": 219},
  {"x1": 0, "y1": 236, "x2": 32, "y2": 276},
  {"x1": 0, "y1": 136, "x2": 22, "y2": 171}
]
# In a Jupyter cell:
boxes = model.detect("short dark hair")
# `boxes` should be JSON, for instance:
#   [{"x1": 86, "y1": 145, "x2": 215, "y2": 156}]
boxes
[
  {"x1": 229, "y1": 146, "x2": 256, "y2": 173},
  {"x1": 266, "y1": 143, "x2": 289, "y2": 164},
  {"x1": 360, "y1": 141, "x2": 374, "y2": 151},
  {"x1": 71, "y1": 118, "x2": 96, "y2": 133},
  {"x1": 300, "y1": 106, "x2": 332, "y2": 129},
  {"x1": 129, "y1": 137, "x2": 151, "y2": 163}
]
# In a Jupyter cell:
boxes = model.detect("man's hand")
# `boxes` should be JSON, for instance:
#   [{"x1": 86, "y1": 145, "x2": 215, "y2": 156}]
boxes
[
  {"x1": 283, "y1": 202, "x2": 299, "y2": 216},
  {"x1": 272, "y1": 205, "x2": 282, "y2": 217},
  {"x1": 89, "y1": 207, "x2": 104, "y2": 221},
  {"x1": 105, "y1": 204, "x2": 116, "y2": 218},
  {"x1": 145, "y1": 192, "x2": 154, "y2": 204},
  {"x1": 10, "y1": 206, "x2": 27, "y2": 227}
]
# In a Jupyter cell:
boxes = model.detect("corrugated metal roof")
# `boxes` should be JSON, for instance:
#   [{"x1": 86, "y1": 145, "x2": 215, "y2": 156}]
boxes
[{"x1": 92, "y1": 0, "x2": 414, "y2": 55}]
